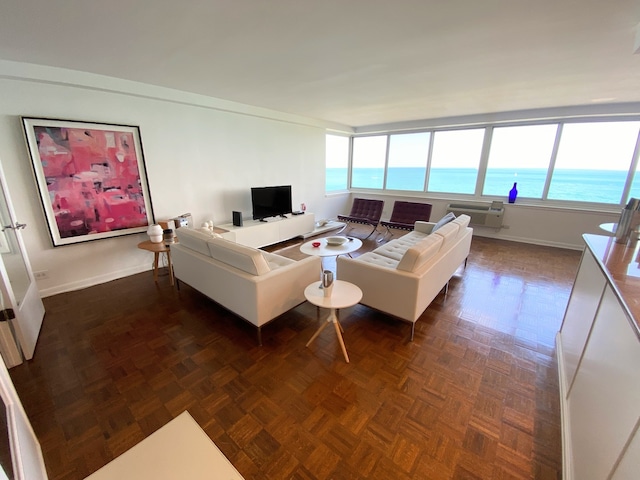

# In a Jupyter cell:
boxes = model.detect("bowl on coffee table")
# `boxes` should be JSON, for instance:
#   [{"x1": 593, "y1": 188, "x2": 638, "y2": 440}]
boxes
[{"x1": 325, "y1": 236, "x2": 348, "y2": 246}]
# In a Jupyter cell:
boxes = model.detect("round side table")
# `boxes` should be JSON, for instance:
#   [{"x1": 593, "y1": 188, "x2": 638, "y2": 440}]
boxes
[
  {"x1": 304, "y1": 280, "x2": 362, "y2": 363},
  {"x1": 137, "y1": 240, "x2": 176, "y2": 286}
]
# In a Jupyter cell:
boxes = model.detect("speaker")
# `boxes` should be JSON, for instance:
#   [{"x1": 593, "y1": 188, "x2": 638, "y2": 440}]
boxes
[{"x1": 232, "y1": 211, "x2": 243, "y2": 227}]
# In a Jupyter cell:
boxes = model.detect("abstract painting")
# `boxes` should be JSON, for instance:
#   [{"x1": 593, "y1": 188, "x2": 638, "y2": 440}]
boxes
[{"x1": 22, "y1": 118, "x2": 154, "y2": 246}]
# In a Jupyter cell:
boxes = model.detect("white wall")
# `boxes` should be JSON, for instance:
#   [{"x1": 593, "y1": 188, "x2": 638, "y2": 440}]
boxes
[
  {"x1": 0, "y1": 61, "x2": 630, "y2": 298},
  {"x1": 0, "y1": 61, "x2": 351, "y2": 296}
]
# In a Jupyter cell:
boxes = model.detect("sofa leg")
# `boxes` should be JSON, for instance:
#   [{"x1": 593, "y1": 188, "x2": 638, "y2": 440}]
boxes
[
  {"x1": 464, "y1": 257, "x2": 468, "y2": 268},
  {"x1": 257, "y1": 327, "x2": 262, "y2": 346},
  {"x1": 410, "y1": 322, "x2": 415, "y2": 342}
]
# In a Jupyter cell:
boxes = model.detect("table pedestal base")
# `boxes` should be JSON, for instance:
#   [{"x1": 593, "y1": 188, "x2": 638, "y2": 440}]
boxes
[{"x1": 306, "y1": 308, "x2": 349, "y2": 363}]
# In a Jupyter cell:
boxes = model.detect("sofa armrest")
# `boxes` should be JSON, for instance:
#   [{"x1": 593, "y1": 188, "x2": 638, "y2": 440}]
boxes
[
  {"x1": 414, "y1": 221, "x2": 436, "y2": 234},
  {"x1": 337, "y1": 256, "x2": 423, "y2": 322}
]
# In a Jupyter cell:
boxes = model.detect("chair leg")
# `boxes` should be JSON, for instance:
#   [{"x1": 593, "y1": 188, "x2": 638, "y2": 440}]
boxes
[
  {"x1": 377, "y1": 226, "x2": 392, "y2": 243},
  {"x1": 363, "y1": 224, "x2": 378, "y2": 239}
]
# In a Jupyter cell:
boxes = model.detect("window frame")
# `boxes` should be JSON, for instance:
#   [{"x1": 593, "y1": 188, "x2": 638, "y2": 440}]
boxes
[{"x1": 333, "y1": 115, "x2": 640, "y2": 211}]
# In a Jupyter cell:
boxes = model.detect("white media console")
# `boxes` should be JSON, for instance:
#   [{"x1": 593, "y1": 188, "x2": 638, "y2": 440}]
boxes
[{"x1": 218, "y1": 213, "x2": 316, "y2": 248}]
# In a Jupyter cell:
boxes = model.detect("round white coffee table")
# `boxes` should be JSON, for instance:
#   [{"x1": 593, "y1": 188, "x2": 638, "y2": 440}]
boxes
[
  {"x1": 304, "y1": 280, "x2": 363, "y2": 363},
  {"x1": 300, "y1": 236, "x2": 362, "y2": 258}
]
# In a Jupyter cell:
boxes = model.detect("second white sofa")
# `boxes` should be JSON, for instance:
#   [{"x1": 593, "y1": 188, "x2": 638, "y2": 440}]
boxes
[
  {"x1": 337, "y1": 214, "x2": 472, "y2": 339},
  {"x1": 172, "y1": 228, "x2": 321, "y2": 344}
]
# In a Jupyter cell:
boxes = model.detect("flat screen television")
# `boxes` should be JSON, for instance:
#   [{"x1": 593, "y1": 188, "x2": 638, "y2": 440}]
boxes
[{"x1": 251, "y1": 185, "x2": 293, "y2": 221}]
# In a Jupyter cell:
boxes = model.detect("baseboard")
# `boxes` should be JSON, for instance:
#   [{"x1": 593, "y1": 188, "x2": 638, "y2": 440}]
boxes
[
  {"x1": 37, "y1": 263, "x2": 150, "y2": 297},
  {"x1": 473, "y1": 231, "x2": 583, "y2": 251}
]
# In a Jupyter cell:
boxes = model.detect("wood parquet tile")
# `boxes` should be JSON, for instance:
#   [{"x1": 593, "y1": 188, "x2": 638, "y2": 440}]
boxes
[{"x1": 8, "y1": 226, "x2": 581, "y2": 479}]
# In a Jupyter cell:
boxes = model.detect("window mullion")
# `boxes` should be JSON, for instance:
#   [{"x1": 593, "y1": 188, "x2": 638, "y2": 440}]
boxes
[
  {"x1": 383, "y1": 135, "x2": 390, "y2": 190},
  {"x1": 424, "y1": 131, "x2": 434, "y2": 192},
  {"x1": 476, "y1": 127, "x2": 492, "y2": 198},
  {"x1": 621, "y1": 127, "x2": 640, "y2": 204},
  {"x1": 543, "y1": 123, "x2": 563, "y2": 200}
]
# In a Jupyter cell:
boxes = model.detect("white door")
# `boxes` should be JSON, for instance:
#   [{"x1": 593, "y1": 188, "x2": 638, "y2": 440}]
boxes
[
  {"x1": 0, "y1": 161, "x2": 45, "y2": 367},
  {"x1": 0, "y1": 353, "x2": 48, "y2": 479}
]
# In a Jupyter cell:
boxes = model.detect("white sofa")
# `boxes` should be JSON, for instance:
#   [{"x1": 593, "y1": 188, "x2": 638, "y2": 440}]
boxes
[
  {"x1": 172, "y1": 228, "x2": 321, "y2": 344},
  {"x1": 336, "y1": 214, "x2": 472, "y2": 339}
]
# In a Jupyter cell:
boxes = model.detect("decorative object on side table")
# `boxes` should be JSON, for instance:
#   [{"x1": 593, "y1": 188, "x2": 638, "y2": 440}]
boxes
[
  {"x1": 163, "y1": 228, "x2": 175, "y2": 245},
  {"x1": 147, "y1": 224, "x2": 163, "y2": 243},
  {"x1": 322, "y1": 270, "x2": 334, "y2": 297}
]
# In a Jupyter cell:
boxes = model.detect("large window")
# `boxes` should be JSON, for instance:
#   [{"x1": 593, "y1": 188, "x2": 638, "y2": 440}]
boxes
[
  {"x1": 351, "y1": 136, "x2": 387, "y2": 189},
  {"x1": 386, "y1": 132, "x2": 430, "y2": 191},
  {"x1": 327, "y1": 118, "x2": 640, "y2": 207},
  {"x1": 483, "y1": 124, "x2": 557, "y2": 198},
  {"x1": 548, "y1": 122, "x2": 640, "y2": 203},
  {"x1": 428, "y1": 129, "x2": 484, "y2": 194},
  {"x1": 326, "y1": 134, "x2": 349, "y2": 191}
]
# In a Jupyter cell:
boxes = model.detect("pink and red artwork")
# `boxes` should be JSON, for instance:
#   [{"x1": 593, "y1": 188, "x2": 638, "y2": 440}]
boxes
[{"x1": 22, "y1": 118, "x2": 154, "y2": 246}]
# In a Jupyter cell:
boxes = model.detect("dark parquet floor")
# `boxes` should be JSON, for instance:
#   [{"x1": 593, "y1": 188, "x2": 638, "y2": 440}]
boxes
[{"x1": 9, "y1": 225, "x2": 581, "y2": 479}]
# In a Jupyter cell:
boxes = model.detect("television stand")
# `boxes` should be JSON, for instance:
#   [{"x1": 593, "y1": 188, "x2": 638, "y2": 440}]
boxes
[{"x1": 218, "y1": 213, "x2": 315, "y2": 248}]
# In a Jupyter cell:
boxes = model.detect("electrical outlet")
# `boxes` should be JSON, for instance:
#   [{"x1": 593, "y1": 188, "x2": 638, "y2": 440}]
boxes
[{"x1": 33, "y1": 270, "x2": 49, "y2": 280}]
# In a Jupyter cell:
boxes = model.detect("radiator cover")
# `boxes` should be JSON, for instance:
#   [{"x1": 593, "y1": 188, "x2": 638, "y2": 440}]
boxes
[{"x1": 446, "y1": 202, "x2": 504, "y2": 229}]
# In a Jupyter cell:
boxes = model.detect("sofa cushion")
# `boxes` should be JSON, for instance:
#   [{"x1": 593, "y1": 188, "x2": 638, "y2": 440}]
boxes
[
  {"x1": 432, "y1": 212, "x2": 456, "y2": 232},
  {"x1": 397, "y1": 234, "x2": 443, "y2": 272},
  {"x1": 432, "y1": 222, "x2": 459, "y2": 249},
  {"x1": 451, "y1": 214, "x2": 470, "y2": 238},
  {"x1": 206, "y1": 237, "x2": 271, "y2": 275},
  {"x1": 196, "y1": 227, "x2": 224, "y2": 238},
  {"x1": 262, "y1": 251, "x2": 296, "y2": 270},
  {"x1": 373, "y1": 240, "x2": 409, "y2": 261},
  {"x1": 175, "y1": 228, "x2": 214, "y2": 257},
  {"x1": 395, "y1": 229, "x2": 429, "y2": 246},
  {"x1": 451, "y1": 214, "x2": 470, "y2": 229},
  {"x1": 351, "y1": 251, "x2": 401, "y2": 269}
]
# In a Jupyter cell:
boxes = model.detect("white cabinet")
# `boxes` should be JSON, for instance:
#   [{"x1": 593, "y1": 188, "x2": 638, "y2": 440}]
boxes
[
  {"x1": 218, "y1": 213, "x2": 315, "y2": 248},
  {"x1": 557, "y1": 235, "x2": 640, "y2": 479},
  {"x1": 558, "y1": 250, "x2": 606, "y2": 391},
  {"x1": 566, "y1": 285, "x2": 640, "y2": 480}
]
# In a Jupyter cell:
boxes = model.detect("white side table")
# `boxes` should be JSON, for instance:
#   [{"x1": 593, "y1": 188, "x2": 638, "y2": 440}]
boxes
[
  {"x1": 300, "y1": 236, "x2": 362, "y2": 258},
  {"x1": 304, "y1": 280, "x2": 363, "y2": 363},
  {"x1": 599, "y1": 222, "x2": 617, "y2": 236}
]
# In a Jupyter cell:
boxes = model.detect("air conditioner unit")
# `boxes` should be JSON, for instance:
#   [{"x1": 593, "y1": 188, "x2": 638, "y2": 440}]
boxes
[{"x1": 446, "y1": 201, "x2": 504, "y2": 229}]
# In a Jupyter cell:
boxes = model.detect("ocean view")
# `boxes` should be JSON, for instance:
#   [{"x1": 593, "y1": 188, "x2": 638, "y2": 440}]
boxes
[{"x1": 327, "y1": 168, "x2": 638, "y2": 204}]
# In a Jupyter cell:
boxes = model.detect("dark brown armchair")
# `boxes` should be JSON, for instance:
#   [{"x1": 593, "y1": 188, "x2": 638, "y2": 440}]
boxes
[
  {"x1": 337, "y1": 198, "x2": 384, "y2": 239},
  {"x1": 379, "y1": 201, "x2": 432, "y2": 241}
]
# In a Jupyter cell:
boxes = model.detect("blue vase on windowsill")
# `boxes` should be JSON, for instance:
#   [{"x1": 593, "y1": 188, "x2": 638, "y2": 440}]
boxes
[{"x1": 508, "y1": 182, "x2": 518, "y2": 204}]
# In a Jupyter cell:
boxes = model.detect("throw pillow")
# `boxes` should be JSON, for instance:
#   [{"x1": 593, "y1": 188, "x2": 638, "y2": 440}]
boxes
[{"x1": 432, "y1": 212, "x2": 456, "y2": 232}]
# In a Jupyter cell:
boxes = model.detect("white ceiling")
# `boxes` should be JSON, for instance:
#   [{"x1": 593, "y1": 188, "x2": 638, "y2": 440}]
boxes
[{"x1": 1, "y1": 0, "x2": 639, "y2": 128}]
